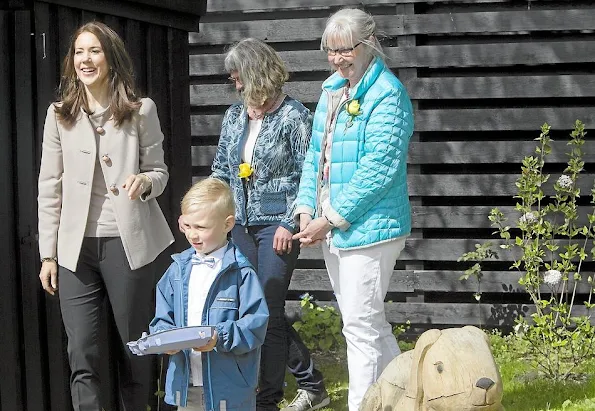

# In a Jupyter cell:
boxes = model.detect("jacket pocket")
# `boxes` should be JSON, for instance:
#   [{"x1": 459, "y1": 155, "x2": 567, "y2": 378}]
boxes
[
  {"x1": 218, "y1": 355, "x2": 250, "y2": 388},
  {"x1": 260, "y1": 191, "x2": 286, "y2": 215},
  {"x1": 210, "y1": 298, "x2": 239, "y2": 322}
]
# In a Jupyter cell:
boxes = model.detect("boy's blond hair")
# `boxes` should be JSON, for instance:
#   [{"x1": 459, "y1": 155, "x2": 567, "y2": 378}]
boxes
[{"x1": 181, "y1": 178, "x2": 235, "y2": 217}]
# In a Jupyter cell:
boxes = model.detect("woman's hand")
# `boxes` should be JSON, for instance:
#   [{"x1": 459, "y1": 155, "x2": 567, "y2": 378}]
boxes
[
  {"x1": 193, "y1": 331, "x2": 218, "y2": 352},
  {"x1": 39, "y1": 260, "x2": 58, "y2": 295},
  {"x1": 299, "y1": 213, "x2": 312, "y2": 232},
  {"x1": 273, "y1": 225, "x2": 294, "y2": 255},
  {"x1": 122, "y1": 173, "x2": 151, "y2": 200},
  {"x1": 292, "y1": 217, "x2": 332, "y2": 247}
]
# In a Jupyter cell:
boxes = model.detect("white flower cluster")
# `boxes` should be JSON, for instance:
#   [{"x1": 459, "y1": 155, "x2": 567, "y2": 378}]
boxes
[
  {"x1": 519, "y1": 211, "x2": 537, "y2": 225},
  {"x1": 557, "y1": 175, "x2": 573, "y2": 189},
  {"x1": 513, "y1": 322, "x2": 529, "y2": 337},
  {"x1": 543, "y1": 269, "x2": 562, "y2": 286}
]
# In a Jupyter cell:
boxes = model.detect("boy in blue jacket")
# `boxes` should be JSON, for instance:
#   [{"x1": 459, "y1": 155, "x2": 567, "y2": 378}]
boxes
[{"x1": 150, "y1": 178, "x2": 269, "y2": 410}]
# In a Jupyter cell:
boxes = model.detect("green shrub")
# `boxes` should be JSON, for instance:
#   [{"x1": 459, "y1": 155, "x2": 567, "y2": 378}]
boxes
[
  {"x1": 460, "y1": 121, "x2": 595, "y2": 381},
  {"x1": 292, "y1": 293, "x2": 345, "y2": 352}
]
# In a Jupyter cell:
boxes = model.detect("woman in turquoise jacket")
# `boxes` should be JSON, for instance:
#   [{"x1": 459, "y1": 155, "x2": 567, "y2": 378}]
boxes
[{"x1": 293, "y1": 8, "x2": 414, "y2": 411}]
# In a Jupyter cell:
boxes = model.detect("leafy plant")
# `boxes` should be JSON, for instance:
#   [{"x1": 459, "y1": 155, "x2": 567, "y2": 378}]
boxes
[
  {"x1": 460, "y1": 121, "x2": 595, "y2": 381},
  {"x1": 392, "y1": 320, "x2": 411, "y2": 339},
  {"x1": 292, "y1": 293, "x2": 345, "y2": 352},
  {"x1": 458, "y1": 242, "x2": 499, "y2": 327}
]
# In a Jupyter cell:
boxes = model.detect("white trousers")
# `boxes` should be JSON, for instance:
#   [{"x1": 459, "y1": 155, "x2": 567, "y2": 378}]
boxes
[
  {"x1": 178, "y1": 386, "x2": 205, "y2": 411},
  {"x1": 322, "y1": 237, "x2": 406, "y2": 411}
]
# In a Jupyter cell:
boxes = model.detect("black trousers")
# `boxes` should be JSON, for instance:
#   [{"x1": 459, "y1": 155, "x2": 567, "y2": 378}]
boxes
[
  {"x1": 58, "y1": 237, "x2": 154, "y2": 411},
  {"x1": 231, "y1": 225, "x2": 325, "y2": 411}
]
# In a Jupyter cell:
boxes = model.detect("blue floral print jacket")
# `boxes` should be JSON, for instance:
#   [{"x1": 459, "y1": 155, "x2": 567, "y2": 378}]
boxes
[{"x1": 211, "y1": 96, "x2": 312, "y2": 233}]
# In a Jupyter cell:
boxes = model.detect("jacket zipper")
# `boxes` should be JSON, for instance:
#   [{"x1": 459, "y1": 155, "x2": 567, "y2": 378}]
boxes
[
  {"x1": 318, "y1": 88, "x2": 349, "y2": 217},
  {"x1": 240, "y1": 111, "x2": 263, "y2": 231},
  {"x1": 201, "y1": 261, "x2": 237, "y2": 410},
  {"x1": 176, "y1": 260, "x2": 190, "y2": 407}
]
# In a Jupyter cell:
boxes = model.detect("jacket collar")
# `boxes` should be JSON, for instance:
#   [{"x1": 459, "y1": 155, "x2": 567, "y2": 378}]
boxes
[
  {"x1": 171, "y1": 242, "x2": 251, "y2": 278},
  {"x1": 321, "y1": 56, "x2": 385, "y2": 101}
]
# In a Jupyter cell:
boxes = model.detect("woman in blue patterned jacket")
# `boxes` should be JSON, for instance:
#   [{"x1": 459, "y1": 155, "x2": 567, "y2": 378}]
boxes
[
  {"x1": 210, "y1": 38, "x2": 329, "y2": 411},
  {"x1": 293, "y1": 9, "x2": 414, "y2": 411}
]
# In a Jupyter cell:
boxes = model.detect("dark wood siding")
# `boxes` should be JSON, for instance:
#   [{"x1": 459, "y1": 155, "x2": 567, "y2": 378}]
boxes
[
  {"x1": 190, "y1": 0, "x2": 595, "y2": 332},
  {"x1": 0, "y1": 1, "x2": 195, "y2": 409}
]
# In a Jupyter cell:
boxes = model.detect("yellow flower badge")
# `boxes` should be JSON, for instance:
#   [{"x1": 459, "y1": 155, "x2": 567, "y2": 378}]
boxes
[
  {"x1": 345, "y1": 100, "x2": 362, "y2": 129},
  {"x1": 238, "y1": 163, "x2": 254, "y2": 179}
]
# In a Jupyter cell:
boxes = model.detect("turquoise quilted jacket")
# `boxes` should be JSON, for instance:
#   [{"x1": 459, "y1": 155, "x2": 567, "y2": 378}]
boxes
[{"x1": 295, "y1": 57, "x2": 414, "y2": 249}]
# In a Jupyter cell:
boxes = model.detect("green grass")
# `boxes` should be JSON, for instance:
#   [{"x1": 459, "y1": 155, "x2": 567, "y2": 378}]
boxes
[
  {"x1": 498, "y1": 358, "x2": 595, "y2": 411},
  {"x1": 281, "y1": 341, "x2": 595, "y2": 411}
]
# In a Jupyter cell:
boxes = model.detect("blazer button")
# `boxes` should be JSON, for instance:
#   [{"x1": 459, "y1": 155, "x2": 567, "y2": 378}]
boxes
[
  {"x1": 96, "y1": 126, "x2": 105, "y2": 135},
  {"x1": 109, "y1": 184, "x2": 118, "y2": 194},
  {"x1": 102, "y1": 154, "x2": 111, "y2": 164}
]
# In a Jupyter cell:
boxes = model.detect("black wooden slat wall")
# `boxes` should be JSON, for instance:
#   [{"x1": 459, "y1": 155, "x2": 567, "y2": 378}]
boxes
[
  {"x1": 190, "y1": 0, "x2": 595, "y2": 331},
  {"x1": 0, "y1": 11, "x2": 24, "y2": 411},
  {"x1": 0, "y1": 2, "x2": 192, "y2": 410}
]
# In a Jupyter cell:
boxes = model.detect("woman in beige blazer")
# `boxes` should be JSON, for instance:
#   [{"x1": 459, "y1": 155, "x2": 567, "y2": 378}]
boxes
[{"x1": 37, "y1": 21, "x2": 174, "y2": 411}]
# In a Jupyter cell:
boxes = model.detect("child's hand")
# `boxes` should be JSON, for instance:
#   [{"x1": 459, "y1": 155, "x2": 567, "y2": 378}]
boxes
[
  {"x1": 165, "y1": 350, "x2": 180, "y2": 355},
  {"x1": 193, "y1": 331, "x2": 218, "y2": 352}
]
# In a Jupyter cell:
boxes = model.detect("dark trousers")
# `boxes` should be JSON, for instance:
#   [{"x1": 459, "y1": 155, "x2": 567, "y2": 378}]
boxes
[
  {"x1": 58, "y1": 237, "x2": 154, "y2": 411},
  {"x1": 231, "y1": 225, "x2": 325, "y2": 411}
]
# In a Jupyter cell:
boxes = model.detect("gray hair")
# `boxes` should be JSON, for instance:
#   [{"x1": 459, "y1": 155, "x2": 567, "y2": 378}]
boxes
[
  {"x1": 224, "y1": 38, "x2": 289, "y2": 107},
  {"x1": 321, "y1": 8, "x2": 385, "y2": 61}
]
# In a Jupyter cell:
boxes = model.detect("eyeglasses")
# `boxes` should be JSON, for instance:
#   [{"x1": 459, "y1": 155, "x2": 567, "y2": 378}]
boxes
[
  {"x1": 322, "y1": 42, "x2": 362, "y2": 57},
  {"x1": 228, "y1": 76, "x2": 241, "y2": 84}
]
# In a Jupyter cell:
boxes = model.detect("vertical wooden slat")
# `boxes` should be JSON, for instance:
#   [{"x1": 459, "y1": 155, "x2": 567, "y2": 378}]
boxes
[
  {"x1": 144, "y1": 24, "x2": 171, "y2": 411},
  {"x1": 103, "y1": 13, "x2": 125, "y2": 38},
  {"x1": 57, "y1": 5, "x2": 79, "y2": 62},
  {"x1": 167, "y1": 27, "x2": 192, "y2": 249},
  {"x1": 80, "y1": 9, "x2": 98, "y2": 23},
  {"x1": 124, "y1": 19, "x2": 147, "y2": 96},
  {"x1": 0, "y1": 10, "x2": 24, "y2": 411},
  {"x1": 33, "y1": 5, "x2": 73, "y2": 411},
  {"x1": 14, "y1": 9, "x2": 52, "y2": 411},
  {"x1": 146, "y1": 25, "x2": 172, "y2": 222}
]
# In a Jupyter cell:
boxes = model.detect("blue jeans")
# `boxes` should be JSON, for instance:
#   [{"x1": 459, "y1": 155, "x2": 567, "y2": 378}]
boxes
[{"x1": 232, "y1": 224, "x2": 325, "y2": 410}]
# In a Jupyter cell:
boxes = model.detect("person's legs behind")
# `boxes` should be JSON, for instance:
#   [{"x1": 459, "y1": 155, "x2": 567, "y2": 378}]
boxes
[
  {"x1": 322, "y1": 237, "x2": 406, "y2": 411},
  {"x1": 282, "y1": 323, "x2": 329, "y2": 411},
  {"x1": 233, "y1": 224, "x2": 296, "y2": 410},
  {"x1": 286, "y1": 322, "x2": 326, "y2": 394}
]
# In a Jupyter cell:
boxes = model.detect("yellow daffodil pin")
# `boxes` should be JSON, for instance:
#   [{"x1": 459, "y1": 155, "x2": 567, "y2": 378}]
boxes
[
  {"x1": 346, "y1": 100, "x2": 361, "y2": 116},
  {"x1": 345, "y1": 100, "x2": 362, "y2": 129},
  {"x1": 238, "y1": 163, "x2": 254, "y2": 179}
]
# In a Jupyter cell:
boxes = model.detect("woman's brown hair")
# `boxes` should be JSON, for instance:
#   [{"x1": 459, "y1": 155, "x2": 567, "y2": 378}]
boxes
[
  {"x1": 54, "y1": 21, "x2": 141, "y2": 127},
  {"x1": 224, "y1": 38, "x2": 289, "y2": 108}
]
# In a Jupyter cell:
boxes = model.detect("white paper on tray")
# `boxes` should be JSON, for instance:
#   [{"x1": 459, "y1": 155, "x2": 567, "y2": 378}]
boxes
[{"x1": 127, "y1": 326, "x2": 215, "y2": 356}]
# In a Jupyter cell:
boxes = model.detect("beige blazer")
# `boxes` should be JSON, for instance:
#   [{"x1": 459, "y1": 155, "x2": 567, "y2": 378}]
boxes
[{"x1": 38, "y1": 98, "x2": 174, "y2": 272}]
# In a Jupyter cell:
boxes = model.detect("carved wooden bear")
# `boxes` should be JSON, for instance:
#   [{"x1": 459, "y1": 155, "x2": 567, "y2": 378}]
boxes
[{"x1": 360, "y1": 326, "x2": 504, "y2": 411}]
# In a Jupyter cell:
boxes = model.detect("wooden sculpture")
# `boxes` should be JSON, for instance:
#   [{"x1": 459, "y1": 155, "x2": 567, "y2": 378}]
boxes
[{"x1": 360, "y1": 325, "x2": 504, "y2": 411}]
